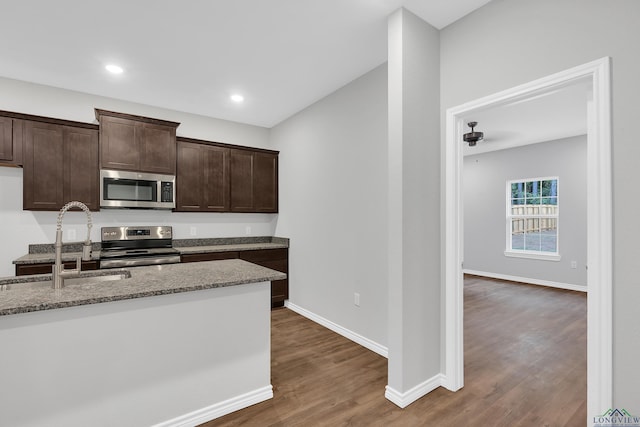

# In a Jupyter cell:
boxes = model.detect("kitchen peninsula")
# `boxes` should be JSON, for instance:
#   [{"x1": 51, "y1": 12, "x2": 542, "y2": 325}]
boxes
[
  {"x1": 0, "y1": 259, "x2": 286, "y2": 427},
  {"x1": 13, "y1": 236, "x2": 290, "y2": 307}
]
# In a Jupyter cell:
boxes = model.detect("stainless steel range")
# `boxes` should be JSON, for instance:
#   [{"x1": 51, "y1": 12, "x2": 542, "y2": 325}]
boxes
[{"x1": 99, "y1": 226, "x2": 181, "y2": 269}]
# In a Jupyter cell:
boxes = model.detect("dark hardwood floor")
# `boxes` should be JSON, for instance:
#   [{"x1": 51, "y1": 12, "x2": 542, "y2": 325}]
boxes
[{"x1": 201, "y1": 276, "x2": 587, "y2": 426}]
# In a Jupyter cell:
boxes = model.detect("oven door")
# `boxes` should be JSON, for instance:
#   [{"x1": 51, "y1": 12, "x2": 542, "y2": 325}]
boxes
[{"x1": 100, "y1": 169, "x2": 175, "y2": 209}]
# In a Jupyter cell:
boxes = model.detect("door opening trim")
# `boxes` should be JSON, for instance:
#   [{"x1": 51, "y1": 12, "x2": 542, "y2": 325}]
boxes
[{"x1": 443, "y1": 57, "x2": 612, "y2": 423}]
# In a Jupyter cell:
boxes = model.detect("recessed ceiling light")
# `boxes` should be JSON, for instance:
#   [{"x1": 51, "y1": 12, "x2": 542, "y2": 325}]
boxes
[
  {"x1": 230, "y1": 94, "x2": 244, "y2": 103},
  {"x1": 105, "y1": 64, "x2": 124, "y2": 74}
]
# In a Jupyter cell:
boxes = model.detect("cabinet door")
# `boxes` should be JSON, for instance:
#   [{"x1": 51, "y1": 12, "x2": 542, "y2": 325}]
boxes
[
  {"x1": 23, "y1": 121, "x2": 64, "y2": 210},
  {"x1": 139, "y1": 122, "x2": 176, "y2": 174},
  {"x1": 97, "y1": 109, "x2": 179, "y2": 174},
  {"x1": 64, "y1": 127, "x2": 99, "y2": 210},
  {"x1": 229, "y1": 150, "x2": 254, "y2": 212},
  {"x1": 271, "y1": 279, "x2": 289, "y2": 305},
  {"x1": 176, "y1": 142, "x2": 230, "y2": 212},
  {"x1": 203, "y1": 145, "x2": 229, "y2": 211},
  {"x1": 23, "y1": 122, "x2": 99, "y2": 211},
  {"x1": 99, "y1": 115, "x2": 139, "y2": 171},
  {"x1": 176, "y1": 141, "x2": 205, "y2": 211},
  {"x1": 254, "y1": 152, "x2": 278, "y2": 213},
  {"x1": 230, "y1": 150, "x2": 278, "y2": 213},
  {"x1": 0, "y1": 116, "x2": 13, "y2": 161}
]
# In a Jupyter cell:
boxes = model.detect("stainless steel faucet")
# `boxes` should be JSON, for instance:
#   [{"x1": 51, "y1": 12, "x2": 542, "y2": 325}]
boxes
[{"x1": 52, "y1": 201, "x2": 93, "y2": 289}]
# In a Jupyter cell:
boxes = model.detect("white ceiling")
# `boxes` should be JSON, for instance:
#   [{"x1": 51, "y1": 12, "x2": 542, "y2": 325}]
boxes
[
  {"x1": 462, "y1": 78, "x2": 590, "y2": 156},
  {"x1": 0, "y1": 0, "x2": 491, "y2": 128}
]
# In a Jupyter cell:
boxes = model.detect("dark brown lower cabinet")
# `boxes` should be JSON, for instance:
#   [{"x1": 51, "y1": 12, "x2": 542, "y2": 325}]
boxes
[
  {"x1": 181, "y1": 248, "x2": 288, "y2": 307},
  {"x1": 180, "y1": 251, "x2": 238, "y2": 263},
  {"x1": 16, "y1": 260, "x2": 99, "y2": 276},
  {"x1": 239, "y1": 249, "x2": 288, "y2": 307}
]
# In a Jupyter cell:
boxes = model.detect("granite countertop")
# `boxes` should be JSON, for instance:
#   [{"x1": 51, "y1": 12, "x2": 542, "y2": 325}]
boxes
[
  {"x1": 13, "y1": 251, "x2": 103, "y2": 265},
  {"x1": 0, "y1": 259, "x2": 286, "y2": 316},
  {"x1": 14, "y1": 236, "x2": 290, "y2": 265},
  {"x1": 177, "y1": 242, "x2": 288, "y2": 255}
]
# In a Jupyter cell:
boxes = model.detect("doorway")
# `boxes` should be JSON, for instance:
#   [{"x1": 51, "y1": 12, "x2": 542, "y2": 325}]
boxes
[{"x1": 443, "y1": 57, "x2": 612, "y2": 423}]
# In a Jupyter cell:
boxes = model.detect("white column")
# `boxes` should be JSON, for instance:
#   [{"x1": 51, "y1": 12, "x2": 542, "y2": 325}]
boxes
[{"x1": 386, "y1": 8, "x2": 443, "y2": 408}]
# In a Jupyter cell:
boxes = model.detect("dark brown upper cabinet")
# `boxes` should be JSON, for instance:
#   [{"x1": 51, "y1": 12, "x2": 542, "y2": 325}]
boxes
[
  {"x1": 6, "y1": 107, "x2": 278, "y2": 214},
  {"x1": 0, "y1": 116, "x2": 14, "y2": 161},
  {"x1": 95, "y1": 109, "x2": 179, "y2": 175},
  {"x1": 177, "y1": 138, "x2": 278, "y2": 214},
  {"x1": 0, "y1": 116, "x2": 23, "y2": 166},
  {"x1": 229, "y1": 149, "x2": 254, "y2": 212},
  {"x1": 253, "y1": 151, "x2": 278, "y2": 212},
  {"x1": 64, "y1": 126, "x2": 100, "y2": 210},
  {"x1": 23, "y1": 121, "x2": 99, "y2": 211},
  {"x1": 230, "y1": 149, "x2": 278, "y2": 213},
  {"x1": 176, "y1": 140, "x2": 229, "y2": 212}
]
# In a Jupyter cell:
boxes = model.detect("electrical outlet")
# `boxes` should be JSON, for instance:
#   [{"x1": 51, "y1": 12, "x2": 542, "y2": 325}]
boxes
[
  {"x1": 245, "y1": 226, "x2": 252, "y2": 235},
  {"x1": 354, "y1": 293, "x2": 360, "y2": 307},
  {"x1": 190, "y1": 226, "x2": 197, "y2": 236},
  {"x1": 67, "y1": 229, "x2": 77, "y2": 241},
  {"x1": 571, "y1": 261, "x2": 577, "y2": 269}
]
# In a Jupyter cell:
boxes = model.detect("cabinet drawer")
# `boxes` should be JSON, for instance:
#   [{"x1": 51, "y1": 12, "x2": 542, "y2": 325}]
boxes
[
  {"x1": 239, "y1": 248, "x2": 288, "y2": 263},
  {"x1": 180, "y1": 251, "x2": 239, "y2": 263},
  {"x1": 250, "y1": 259, "x2": 287, "y2": 273},
  {"x1": 16, "y1": 260, "x2": 99, "y2": 276}
]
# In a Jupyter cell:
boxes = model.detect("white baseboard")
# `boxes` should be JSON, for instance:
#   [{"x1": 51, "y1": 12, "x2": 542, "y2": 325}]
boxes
[
  {"x1": 153, "y1": 385, "x2": 273, "y2": 427},
  {"x1": 385, "y1": 374, "x2": 445, "y2": 408},
  {"x1": 285, "y1": 301, "x2": 388, "y2": 358},
  {"x1": 463, "y1": 269, "x2": 587, "y2": 293}
]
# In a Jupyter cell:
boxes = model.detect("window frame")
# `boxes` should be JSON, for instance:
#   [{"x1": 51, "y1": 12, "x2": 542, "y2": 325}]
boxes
[{"x1": 504, "y1": 176, "x2": 561, "y2": 261}]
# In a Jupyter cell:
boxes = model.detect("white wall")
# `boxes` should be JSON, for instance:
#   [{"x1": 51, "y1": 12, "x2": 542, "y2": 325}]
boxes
[
  {"x1": 440, "y1": 0, "x2": 640, "y2": 412},
  {"x1": 464, "y1": 136, "x2": 587, "y2": 287},
  {"x1": 270, "y1": 64, "x2": 389, "y2": 348},
  {"x1": 0, "y1": 77, "x2": 277, "y2": 277}
]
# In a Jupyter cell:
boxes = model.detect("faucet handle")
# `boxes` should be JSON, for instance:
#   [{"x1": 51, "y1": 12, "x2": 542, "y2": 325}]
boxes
[{"x1": 63, "y1": 256, "x2": 81, "y2": 274}]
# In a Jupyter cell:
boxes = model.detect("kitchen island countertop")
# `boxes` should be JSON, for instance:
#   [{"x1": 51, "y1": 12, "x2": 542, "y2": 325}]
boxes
[{"x1": 0, "y1": 259, "x2": 286, "y2": 316}]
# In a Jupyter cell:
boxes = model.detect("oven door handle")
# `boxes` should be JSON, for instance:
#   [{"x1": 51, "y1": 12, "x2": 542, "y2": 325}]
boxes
[{"x1": 100, "y1": 255, "x2": 181, "y2": 269}]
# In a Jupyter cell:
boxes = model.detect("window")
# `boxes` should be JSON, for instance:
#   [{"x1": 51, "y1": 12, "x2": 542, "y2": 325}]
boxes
[{"x1": 506, "y1": 177, "x2": 560, "y2": 260}]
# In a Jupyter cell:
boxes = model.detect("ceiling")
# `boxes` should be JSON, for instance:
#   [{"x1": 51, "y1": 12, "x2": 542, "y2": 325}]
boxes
[
  {"x1": 461, "y1": 78, "x2": 590, "y2": 156},
  {"x1": 0, "y1": 0, "x2": 491, "y2": 128}
]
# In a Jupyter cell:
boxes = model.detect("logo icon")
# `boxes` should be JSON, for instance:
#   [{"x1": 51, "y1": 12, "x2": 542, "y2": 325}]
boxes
[{"x1": 594, "y1": 409, "x2": 640, "y2": 427}]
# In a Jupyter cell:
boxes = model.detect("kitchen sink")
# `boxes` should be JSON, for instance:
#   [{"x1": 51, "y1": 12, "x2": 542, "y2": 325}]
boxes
[{"x1": 0, "y1": 270, "x2": 131, "y2": 291}]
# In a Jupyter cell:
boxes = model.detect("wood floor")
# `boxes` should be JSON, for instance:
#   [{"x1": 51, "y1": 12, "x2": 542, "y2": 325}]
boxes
[{"x1": 201, "y1": 276, "x2": 587, "y2": 426}]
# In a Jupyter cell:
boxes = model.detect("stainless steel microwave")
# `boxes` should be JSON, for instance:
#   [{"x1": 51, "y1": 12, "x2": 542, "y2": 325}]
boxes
[{"x1": 100, "y1": 169, "x2": 175, "y2": 209}]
